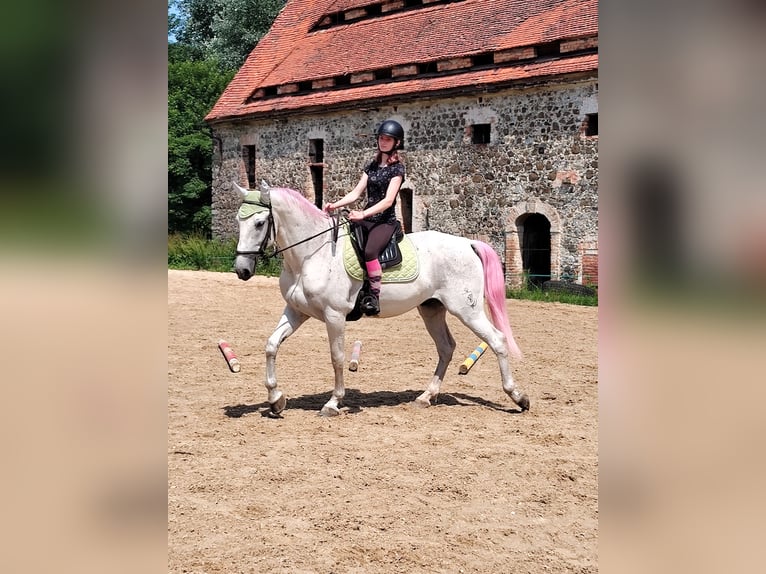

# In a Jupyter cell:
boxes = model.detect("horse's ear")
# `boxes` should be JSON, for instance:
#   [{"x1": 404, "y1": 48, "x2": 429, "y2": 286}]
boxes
[
  {"x1": 232, "y1": 181, "x2": 248, "y2": 197},
  {"x1": 260, "y1": 180, "x2": 270, "y2": 192},
  {"x1": 260, "y1": 184, "x2": 271, "y2": 205}
]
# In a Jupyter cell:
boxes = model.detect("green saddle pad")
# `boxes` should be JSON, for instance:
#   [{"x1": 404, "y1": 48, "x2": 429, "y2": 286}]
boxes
[{"x1": 342, "y1": 231, "x2": 419, "y2": 283}]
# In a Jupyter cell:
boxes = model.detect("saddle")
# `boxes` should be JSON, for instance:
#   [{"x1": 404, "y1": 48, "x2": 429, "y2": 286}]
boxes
[
  {"x1": 349, "y1": 220, "x2": 404, "y2": 269},
  {"x1": 346, "y1": 220, "x2": 404, "y2": 321}
]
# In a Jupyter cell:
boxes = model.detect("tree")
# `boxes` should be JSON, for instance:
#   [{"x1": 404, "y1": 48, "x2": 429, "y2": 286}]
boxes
[
  {"x1": 174, "y1": 0, "x2": 285, "y2": 70},
  {"x1": 168, "y1": 55, "x2": 234, "y2": 235},
  {"x1": 168, "y1": 0, "x2": 285, "y2": 235}
]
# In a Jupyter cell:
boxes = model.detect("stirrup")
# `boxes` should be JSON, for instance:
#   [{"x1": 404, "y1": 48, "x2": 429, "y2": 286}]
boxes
[{"x1": 360, "y1": 293, "x2": 380, "y2": 316}]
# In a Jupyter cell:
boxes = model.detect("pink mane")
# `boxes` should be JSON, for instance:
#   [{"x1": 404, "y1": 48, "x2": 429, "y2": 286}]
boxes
[{"x1": 272, "y1": 187, "x2": 330, "y2": 224}]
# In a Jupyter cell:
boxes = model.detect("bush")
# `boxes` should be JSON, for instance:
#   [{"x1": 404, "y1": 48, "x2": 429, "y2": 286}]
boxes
[
  {"x1": 168, "y1": 234, "x2": 236, "y2": 271},
  {"x1": 168, "y1": 234, "x2": 284, "y2": 276}
]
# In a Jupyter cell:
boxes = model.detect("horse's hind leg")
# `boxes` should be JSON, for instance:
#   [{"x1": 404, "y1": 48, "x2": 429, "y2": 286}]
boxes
[
  {"x1": 415, "y1": 300, "x2": 456, "y2": 407},
  {"x1": 454, "y1": 310, "x2": 530, "y2": 411},
  {"x1": 265, "y1": 305, "x2": 309, "y2": 415}
]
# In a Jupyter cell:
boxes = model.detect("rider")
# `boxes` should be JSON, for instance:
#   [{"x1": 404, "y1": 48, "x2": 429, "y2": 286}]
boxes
[{"x1": 324, "y1": 119, "x2": 405, "y2": 315}]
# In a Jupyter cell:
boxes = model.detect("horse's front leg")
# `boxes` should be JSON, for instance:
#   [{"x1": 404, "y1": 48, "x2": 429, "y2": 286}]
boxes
[
  {"x1": 265, "y1": 305, "x2": 309, "y2": 416},
  {"x1": 319, "y1": 312, "x2": 347, "y2": 417}
]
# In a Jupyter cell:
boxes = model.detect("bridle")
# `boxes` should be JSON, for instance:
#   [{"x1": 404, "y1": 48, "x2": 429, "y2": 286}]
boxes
[{"x1": 235, "y1": 200, "x2": 348, "y2": 258}]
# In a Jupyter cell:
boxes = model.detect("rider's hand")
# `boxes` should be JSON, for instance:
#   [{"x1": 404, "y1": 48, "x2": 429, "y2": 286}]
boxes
[
  {"x1": 348, "y1": 210, "x2": 365, "y2": 222},
  {"x1": 324, "y1": 202, "x2": 335, "y2": 213}
]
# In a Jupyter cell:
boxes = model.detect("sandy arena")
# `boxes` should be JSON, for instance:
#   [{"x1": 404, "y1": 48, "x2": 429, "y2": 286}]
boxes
[{"x1": 168, "y1": 270, "x2": 597, "y2": 573}]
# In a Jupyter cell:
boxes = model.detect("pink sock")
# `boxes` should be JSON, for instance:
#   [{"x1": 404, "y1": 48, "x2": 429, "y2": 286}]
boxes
[
  {"x1": 365, "y1": 259, "x2": 382, "y2": 278},
  {"x1": 365, "y1": 259, "x2": 382, "y2": 295}
]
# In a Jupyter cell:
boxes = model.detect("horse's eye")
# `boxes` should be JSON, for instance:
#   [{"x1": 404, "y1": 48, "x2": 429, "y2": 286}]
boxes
[{"x1": 255, "y1": 220, "x2": 265, "y2": 228}]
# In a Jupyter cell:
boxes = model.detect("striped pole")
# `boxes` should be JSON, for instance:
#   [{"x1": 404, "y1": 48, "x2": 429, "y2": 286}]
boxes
[
  {"x1": 458, "y1": 342, "x2": 488, "y2": 375},
  {"x1": 348, "y1": 340, "x2": 362, "y2": 371},
  {"x1": 218, "y1": 339, "x2": 241, "y2": 373}
]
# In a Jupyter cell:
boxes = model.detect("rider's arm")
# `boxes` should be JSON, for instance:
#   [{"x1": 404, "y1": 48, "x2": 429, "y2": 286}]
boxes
[{"x1": 325, "y1": 173, "x2": 368, "y2": 212}]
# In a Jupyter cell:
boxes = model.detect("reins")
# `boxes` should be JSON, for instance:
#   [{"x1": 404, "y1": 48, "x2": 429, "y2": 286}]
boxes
[{"x1": 235, "y1": 204, "x2": 348, "y2": 258}]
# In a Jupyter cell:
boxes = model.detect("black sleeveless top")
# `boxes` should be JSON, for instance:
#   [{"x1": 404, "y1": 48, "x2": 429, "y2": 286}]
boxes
[{"x1": 362, "y1": 160, "x2": 405, "y2": 225}]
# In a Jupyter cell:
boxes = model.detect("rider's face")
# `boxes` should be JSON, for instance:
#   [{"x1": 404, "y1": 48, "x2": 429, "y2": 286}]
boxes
[{"x1": 377, "y1": 134, "x2": 396, "y2": 152}]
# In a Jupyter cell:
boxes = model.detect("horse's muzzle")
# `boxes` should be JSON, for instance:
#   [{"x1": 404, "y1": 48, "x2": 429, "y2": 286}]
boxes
[{"x1": 234, "y1": 255, "x2": 256, "y2": 281}]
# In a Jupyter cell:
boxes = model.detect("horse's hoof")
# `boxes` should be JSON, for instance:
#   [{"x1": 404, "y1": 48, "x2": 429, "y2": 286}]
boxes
[
  {"x1": 270, "y1": 393, "x2": 287, "y2": 415},
  {"x1": 412, "y1": 397, "x2": 432, "y2": 409},
  {"x1": 517, "y1": 393, "x2": 530, "y2": 412},
  {"x1": 319, "y1": 405, "x2": 340, "y2": 417}
]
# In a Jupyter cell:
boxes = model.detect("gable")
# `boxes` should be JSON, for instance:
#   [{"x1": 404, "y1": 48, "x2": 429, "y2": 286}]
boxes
[{"x1": 205, "y1": 0, "x2": 598, "y2": 123}]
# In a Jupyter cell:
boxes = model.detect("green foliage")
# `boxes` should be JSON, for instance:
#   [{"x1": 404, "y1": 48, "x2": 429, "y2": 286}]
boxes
[
  {"x1": 168, "y1": 234, "x2": 283, "y2": 276},
  {"x1": 174, "y1": 0, "x2": 286, "y2": 71},
  {"x1": 168, "y1": 0, "x2": 285, "y2": 237},
  {"x1": 168, "y1": 56, "x2": 234, "y2": 235}
]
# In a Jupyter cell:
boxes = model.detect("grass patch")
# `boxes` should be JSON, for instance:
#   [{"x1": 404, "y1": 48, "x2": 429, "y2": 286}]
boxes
[
  {"x1": 507, "y1": 284, "x2": 598, "y2": 306},
  {"x1": 168, "y1": 234, "x2": 283, "y2": 276}
]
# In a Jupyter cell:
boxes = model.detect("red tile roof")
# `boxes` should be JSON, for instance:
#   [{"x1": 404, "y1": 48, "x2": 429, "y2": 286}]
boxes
[{"x1": 205, "y1": 0, "x2": 598, "y2": 123}]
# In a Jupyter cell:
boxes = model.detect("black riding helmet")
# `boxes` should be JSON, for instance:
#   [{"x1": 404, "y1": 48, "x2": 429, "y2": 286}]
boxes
[{"x1": 376, "y1": 119, "x2": 404, "y2": 149}]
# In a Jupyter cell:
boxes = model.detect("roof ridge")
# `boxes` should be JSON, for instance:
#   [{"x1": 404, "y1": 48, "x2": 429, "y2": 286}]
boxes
[{"x1": 205, "y1": 0, "x2": 599, "y2": 123}]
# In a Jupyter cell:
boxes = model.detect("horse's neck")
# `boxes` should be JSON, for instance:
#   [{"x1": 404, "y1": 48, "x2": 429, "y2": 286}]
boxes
[{"x1": 273, "y1": 209, "x2": 330, "y2": 264}]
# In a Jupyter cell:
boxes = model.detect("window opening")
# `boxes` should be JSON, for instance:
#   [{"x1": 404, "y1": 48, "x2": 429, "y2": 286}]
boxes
[
  {"x1": 472, "y1": 124, "x2": 491, "y2": 144},
  {"x1": 584, "y1": 113, "x2": 598, "y2": 136},
  {"x1": 242, "y1": 145, "x2": 256, "y2": 188},
  {"x1": 308, "y1": 139, "x2": 324, "y2": 164},
  {"x1": 417, "y1": 62, "x2": 438, "y2": 75},
  {"x1": 334, "y1": 75, "x2": 351, "y2": 87},
  {"x1": 309, "y1": 139, "x2": 325, "y2": 208},
  {"x1": 398, "y1": 188, "x2": 413, "y2": 234},
  {"x1": 536, "y1": 41, "x2": 561, "y2": 59},
  {"x1": 472, "y1": 53, "x2": 494, "y2": 67}
]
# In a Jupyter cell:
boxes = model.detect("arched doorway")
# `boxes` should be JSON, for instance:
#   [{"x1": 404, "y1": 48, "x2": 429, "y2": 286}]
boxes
[
  {"x1": 520, "y1": 213, "x2": 551, "y2": 287},
  {"x1": 504, "y1": 200, "x2": 562, "y2": 289}
]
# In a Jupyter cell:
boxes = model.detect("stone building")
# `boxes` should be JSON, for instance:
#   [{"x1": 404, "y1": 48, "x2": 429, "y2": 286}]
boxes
[{"x1": 205, "y1": 0, "x2": 598, "y2": 287}]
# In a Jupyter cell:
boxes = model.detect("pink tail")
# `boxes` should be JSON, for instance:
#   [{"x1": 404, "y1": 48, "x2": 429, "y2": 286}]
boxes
[{"x1": 472, "y1": 241, "x2": 523, "y2": 360}]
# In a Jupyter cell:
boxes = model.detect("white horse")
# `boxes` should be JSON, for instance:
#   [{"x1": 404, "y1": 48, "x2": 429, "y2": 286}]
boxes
[{"x1": 233, "y1": 181, "x2": 530, "y2": 417}]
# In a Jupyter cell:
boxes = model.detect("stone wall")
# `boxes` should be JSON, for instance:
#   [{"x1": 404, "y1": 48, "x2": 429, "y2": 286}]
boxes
[{"x1": 210, "y1": 77, "x2": 598, "y2": 286}]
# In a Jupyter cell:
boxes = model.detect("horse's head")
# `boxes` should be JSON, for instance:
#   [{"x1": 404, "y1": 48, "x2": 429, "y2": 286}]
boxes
[{"x1": 233, "y1": 181, "x2": 273, "y2": 281}]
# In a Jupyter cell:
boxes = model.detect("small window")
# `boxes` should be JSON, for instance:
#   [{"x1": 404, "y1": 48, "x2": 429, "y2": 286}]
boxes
[
  {"x1": 472, "y1": 124, "x2": 491, "y2": 144},
  {"x1": 536, "y1": 41, "x2": 561, "y2": 58},
  {"x1": 309, "y1": 139, "x2": 324, "y2": 164},
  {"x1": 374, "y1": 68, "x2": 392, "y2": 80},
  {"x1": 242, "y1": 145, "x2": 256, "y2": 188},
  {"x1": 417, "y1": 61, "x2": 437, "y2": 75},
  {"x1": 334, "y1": 75, "x2": 351, "y2": 87},
  {"x1": 584, "y1": 113, "x2": 598, "y2": 136},
  {"x1": 472, "y1": 53, "x2": 494, "y2": 67}
]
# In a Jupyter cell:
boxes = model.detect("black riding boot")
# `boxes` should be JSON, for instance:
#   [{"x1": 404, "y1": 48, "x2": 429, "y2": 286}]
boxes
[{"x1": 361, "y1": 275, "x2": 381, "y2": 315}]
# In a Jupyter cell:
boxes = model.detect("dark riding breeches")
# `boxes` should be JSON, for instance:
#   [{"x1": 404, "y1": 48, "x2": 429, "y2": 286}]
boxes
[{"x1": 353, "y1": 220, "x2": 396, "y2": 262}]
